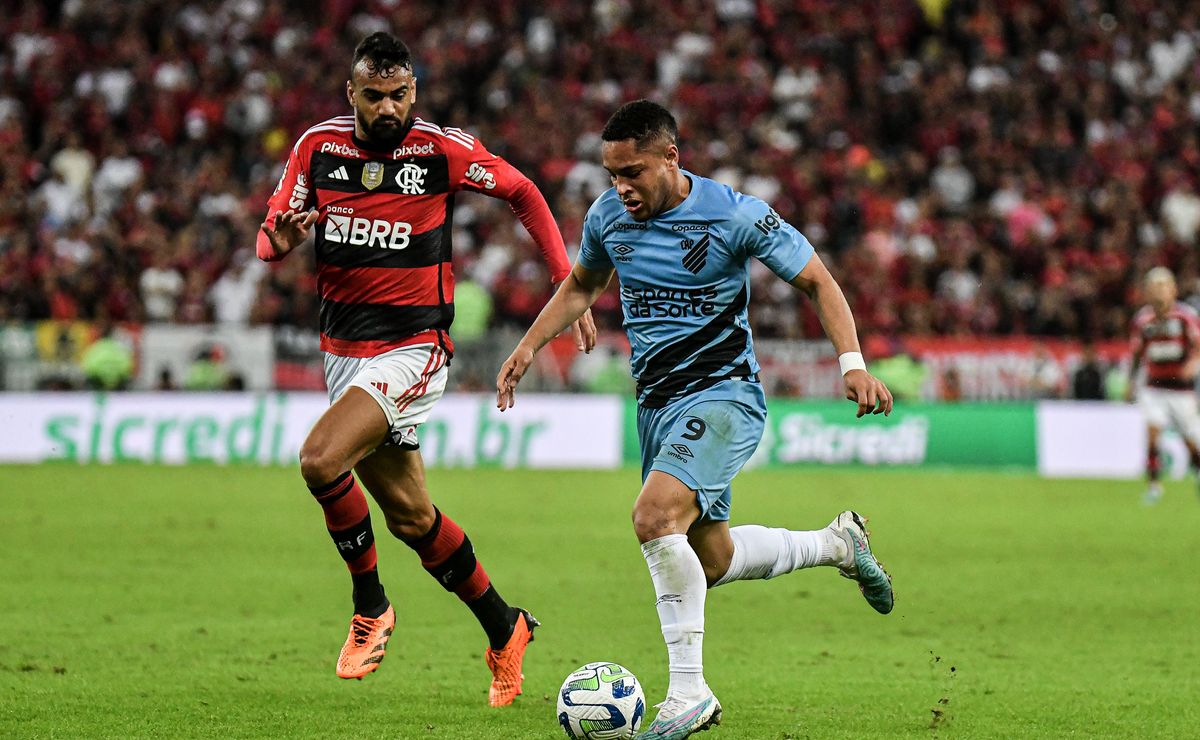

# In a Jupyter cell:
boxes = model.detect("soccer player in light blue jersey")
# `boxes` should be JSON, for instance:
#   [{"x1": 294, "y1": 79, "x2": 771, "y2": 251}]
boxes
[{"x1": 497, "y1": 100, "x2": 895, "y2": 739}]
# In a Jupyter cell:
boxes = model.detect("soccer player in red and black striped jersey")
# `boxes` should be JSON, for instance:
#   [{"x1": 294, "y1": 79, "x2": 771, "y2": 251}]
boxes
[
  {"x1": 257, "y1": 32, "x2": 595, "y2": 703},
  {"x1": 1128, "y1": 267, "x2": 1200, "y2": 504}
]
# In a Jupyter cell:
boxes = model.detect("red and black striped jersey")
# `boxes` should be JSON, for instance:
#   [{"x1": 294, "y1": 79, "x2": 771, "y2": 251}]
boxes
[
  {"x1": 1131, "y1": 302, "x2": 1200, "y2": 389},
  {"x1": 257, "y1": 115, "x2": 571, "y2": 358}
]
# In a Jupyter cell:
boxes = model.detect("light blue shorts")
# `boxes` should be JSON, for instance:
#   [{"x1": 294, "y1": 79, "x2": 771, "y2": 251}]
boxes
[{"x1": 637, "y1": 378, "x2": 767, "y2": 521}]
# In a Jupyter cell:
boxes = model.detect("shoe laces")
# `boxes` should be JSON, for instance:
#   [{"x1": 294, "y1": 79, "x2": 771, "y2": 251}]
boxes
[
  {"x1": 348, "y1": 615, "x2": 376, "y2": 647},
  {"x1": 653, "y1": 694, "x2": 697, "y2": 719}
]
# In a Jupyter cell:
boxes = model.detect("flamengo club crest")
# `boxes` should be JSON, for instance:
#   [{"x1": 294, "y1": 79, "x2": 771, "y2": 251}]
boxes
[
  {"x1": 395, "y1": 163, "x2": 428, "y2": 194},
  {"x1": 361, "y1": 161, "x2": 385, "y2": 190}
]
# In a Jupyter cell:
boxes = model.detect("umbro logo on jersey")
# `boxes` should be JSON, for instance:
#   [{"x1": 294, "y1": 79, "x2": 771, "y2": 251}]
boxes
[
  {"x1": 680, "y1": 233, "x2": 710, "y2": 274},
  {"x1": 328, "y1": 166, "x2": 349, "y2": 181},
  {"x1": 613, "y1": 243, "x2": 635, "y2": 263},
  {"x1": 667, "y1": 444, "x2": 694, "y2": 463}
]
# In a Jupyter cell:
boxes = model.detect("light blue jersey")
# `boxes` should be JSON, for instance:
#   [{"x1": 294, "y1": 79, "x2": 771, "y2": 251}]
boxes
[{"x1": 578, "y1": 171, "x2": 815, "y2": 409}]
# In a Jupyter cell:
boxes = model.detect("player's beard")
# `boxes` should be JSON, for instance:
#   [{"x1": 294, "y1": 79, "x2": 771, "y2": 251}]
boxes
[{"x1": 358, "y1": 110, "x2": 408, "y2": 148}]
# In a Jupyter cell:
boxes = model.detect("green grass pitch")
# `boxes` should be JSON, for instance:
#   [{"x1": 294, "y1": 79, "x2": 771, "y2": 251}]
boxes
[{"x1": 2, "y1": 465, "x2": 1198, "y2": 738}]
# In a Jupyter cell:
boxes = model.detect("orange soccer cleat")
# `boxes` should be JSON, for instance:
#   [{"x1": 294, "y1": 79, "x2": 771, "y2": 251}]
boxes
[
  {"x1": 336, "y1": 605, "x2": 395, "y2": 679},
  {"x1": 484, "y1": 609, "x2": 539, "y2": 707}
]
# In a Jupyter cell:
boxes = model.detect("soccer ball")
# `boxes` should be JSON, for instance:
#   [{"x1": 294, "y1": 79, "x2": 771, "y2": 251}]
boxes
[{"x1": 557, "y1": 661, "x2": 646, "y2": 739}]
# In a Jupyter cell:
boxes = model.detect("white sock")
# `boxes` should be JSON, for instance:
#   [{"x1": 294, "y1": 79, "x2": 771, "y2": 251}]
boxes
[
  {"x1": 641, "y1": 534, "x2": 708, "y2": 700},
  {"x1": 713, "y1": 524, "x2": 846, "y2": 587}
]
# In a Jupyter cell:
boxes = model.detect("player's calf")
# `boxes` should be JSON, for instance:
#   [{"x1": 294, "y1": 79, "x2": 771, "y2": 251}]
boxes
[
  {"x1": 307, "y1": 472, "x2": 388, "y2": 614},
  {"x1": 402, "y1": 506, "x2": 535, "y2": 704},
  {"x1": 709, "y1": 523, "x2": 845, "y2": 587}
]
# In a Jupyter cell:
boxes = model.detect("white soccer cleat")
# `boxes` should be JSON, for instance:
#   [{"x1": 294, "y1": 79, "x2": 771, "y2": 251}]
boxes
[
  {"x1": 1142, "y1": 482, "x2": 1164, "y2": 506},
  {"x1": 828, "y1": 510, "x2": 894, "y2": 614},
  {"x1": 635, "y1": 690, "x2": 722, "y2": 739}
]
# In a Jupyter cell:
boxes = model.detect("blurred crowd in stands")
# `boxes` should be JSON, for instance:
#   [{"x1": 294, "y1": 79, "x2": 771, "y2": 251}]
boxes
[{"x1": 3, "y1": 0, "x2": 1200, "y2": 346}]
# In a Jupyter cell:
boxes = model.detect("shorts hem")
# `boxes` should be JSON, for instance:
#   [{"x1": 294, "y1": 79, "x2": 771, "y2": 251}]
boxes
[{"x1": 349, "y1": 380, "x2": 397, "y2": 425}]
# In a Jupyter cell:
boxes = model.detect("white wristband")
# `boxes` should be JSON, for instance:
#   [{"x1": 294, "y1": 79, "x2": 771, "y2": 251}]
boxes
[{"x1": 838, "y1": 351, "x2": 866, "y2": 376}]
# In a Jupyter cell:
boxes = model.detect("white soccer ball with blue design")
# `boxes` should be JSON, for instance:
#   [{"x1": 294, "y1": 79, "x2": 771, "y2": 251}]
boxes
[{"x1": 557, "y1": 661, "x2": 645, "y2": 739}]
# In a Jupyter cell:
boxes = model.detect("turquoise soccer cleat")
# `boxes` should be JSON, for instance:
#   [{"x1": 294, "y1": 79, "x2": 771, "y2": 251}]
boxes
[
  {"x1": 635, "y1": 692, "x2": 722, "y2": 739},
  {"x1": 829, "y1": 511, "x2": 894, "y2": 614}
]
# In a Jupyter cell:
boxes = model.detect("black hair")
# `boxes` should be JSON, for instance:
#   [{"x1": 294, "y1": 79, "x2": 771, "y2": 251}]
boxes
[
  {"x1": 352, "y1": 32, "x2": 413, "y2": 79},
  {"x1": 601, "y1": 99, "x2": 678, "y2": 151}
]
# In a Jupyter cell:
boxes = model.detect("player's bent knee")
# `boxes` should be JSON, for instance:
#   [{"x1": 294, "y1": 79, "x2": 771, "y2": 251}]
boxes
[
  {"x1": 631, "y1": 504, "x2": 681, "y2": 544},
  {"x1": 298, "y1": 443, "x2": 346, "y2": 488}
]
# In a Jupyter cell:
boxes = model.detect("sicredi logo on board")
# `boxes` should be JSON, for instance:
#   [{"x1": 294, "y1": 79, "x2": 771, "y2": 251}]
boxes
[{"x1": 42, "y1": 394, "x2": 295, "y2": 464}]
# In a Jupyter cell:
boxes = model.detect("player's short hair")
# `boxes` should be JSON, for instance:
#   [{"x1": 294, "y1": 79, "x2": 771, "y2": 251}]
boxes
[
  {"x1": 352, "y1": 32, "x2": 413, "y2": 79},
  {"x1": 601, "y1": 100, "x2": 678, "y2": 152},
  {"x1": 1146, "y1": 266, "x2": 1175, "y2": 286}
]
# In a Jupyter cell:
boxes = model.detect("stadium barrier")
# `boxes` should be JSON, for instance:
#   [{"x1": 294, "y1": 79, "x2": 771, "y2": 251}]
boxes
[
  {"x1": 3, "y1": 322, "x2": 1132, "y2": 402},
  {"x1": 0, "y1": 393, "x2": 1181, "y2": 479}
]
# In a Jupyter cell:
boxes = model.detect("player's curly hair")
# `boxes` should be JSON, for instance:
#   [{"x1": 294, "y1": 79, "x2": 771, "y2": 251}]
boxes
[
  {"x1": 352, "y1": 32, "x2": 413, "y2": 79},
  {"x1": 602, "y1": 100, "x2": 678, "y2": 151}
]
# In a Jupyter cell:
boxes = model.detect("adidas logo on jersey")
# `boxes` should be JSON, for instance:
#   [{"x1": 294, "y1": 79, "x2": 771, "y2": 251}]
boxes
[{"x1": 328, "y1": 166, "x2": 349, "y2": 181}]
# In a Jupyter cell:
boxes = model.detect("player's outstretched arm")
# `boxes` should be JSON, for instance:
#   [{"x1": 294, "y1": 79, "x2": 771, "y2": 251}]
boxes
[
  {"x1": 497, "y1": 263, "x2": 614, "y2": 410},
  {"x1": 789, "y1": 254, "x2": 893, "y2": 418},
  {"x1": 257, "y1": 209, "x2": 318, "y2": 262}
]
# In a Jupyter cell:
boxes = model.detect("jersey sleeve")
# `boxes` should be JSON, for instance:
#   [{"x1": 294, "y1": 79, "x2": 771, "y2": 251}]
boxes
[
  {"x1": 730, "y1": 193, "x2": 814, "y2": 281},
  {"x1": 1129, "y1": 314, "x2": 1146, "y2": 362},
  {"x1": 447, "y1": 133, "x2": 571, "y2": 282},
  {"x1": 256, "y1": 145, "x2": 313, "y2": 261},
  {"x1": 1186, "y1": 310, "x2": 1200, "y2": 345},
  {"x1": 576, "y1": 198, "x2": 612, "y2": 271}
]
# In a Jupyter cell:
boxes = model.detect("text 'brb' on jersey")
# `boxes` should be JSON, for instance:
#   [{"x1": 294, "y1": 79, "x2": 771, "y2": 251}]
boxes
[
  {"x1": 267, "y1": 115, "x2": 518, "y2": 357},
  {"x1": 578, "y1": 171, "x2": 815, "y2": 408}
]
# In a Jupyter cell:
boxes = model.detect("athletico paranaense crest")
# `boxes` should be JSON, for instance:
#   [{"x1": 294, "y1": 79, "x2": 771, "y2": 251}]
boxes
[{"x1": 680, "y1": 233, "x2": 710, "y2": 274}]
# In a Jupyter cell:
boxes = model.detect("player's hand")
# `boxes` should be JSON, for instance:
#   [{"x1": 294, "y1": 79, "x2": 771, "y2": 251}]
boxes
[
  {"x1": 844, "y1": 369, "x2": 893, "y2": 418},
  {"x1": 497, "y1": 344, "x2": 537, "y2": 411},
  {"x1": 571, "y1": 309, "x2": 598, "y2": 353},
  {"x1": 1124, "y1": 386, "x2": 1135, "y2": 404},
  {"x1": 260, "y1": 209, "x2": 318, "y2": 261}
]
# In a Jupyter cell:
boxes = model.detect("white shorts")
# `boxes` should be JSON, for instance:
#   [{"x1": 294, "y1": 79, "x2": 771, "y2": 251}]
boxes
[
  {"x1": 324, "y1": 344, "x2": 450, "y2": 448},
  {"x1": 1139, "y1": 387, "x2": 1200, "y2": 442}
]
